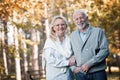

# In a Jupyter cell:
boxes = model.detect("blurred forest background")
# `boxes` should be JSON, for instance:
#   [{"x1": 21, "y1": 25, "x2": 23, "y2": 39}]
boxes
[{"x1": 0, "y1": 0, "x2": 120, "y2": 80}]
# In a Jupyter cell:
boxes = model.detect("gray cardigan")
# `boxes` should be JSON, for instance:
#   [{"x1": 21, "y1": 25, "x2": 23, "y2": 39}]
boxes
[{"x1": 70, "y1": 26, "x2": 109, "y2": 73}]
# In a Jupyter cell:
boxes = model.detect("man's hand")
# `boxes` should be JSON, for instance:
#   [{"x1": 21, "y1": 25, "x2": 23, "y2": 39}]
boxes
[
  {"x1": 73, "y1": 64, "x2": 89, "y2": 74},
  {"x1": 81, "y1": 64, "x2": 89, "y2": 73}
]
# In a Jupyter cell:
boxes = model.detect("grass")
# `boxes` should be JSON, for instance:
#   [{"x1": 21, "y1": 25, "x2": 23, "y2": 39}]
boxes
[
  {"x1": 40, "y1": 72, "x2": 120, "y2": 80},
  {"x1": 107, "y1": 72, "x2": 120, "y2": 80},
  {"x1": 107, "y1": 66, "x2": 120, "y2": 80}
]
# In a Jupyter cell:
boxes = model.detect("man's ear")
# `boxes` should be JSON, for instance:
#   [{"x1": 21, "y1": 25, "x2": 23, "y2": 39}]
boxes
[{"x1": 73, "y1": 20, "x2": 76, "y2": 24}]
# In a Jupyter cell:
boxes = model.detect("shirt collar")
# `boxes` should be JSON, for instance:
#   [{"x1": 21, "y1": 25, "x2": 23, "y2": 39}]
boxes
[{"x1": 80, "y1": 25, "x2": 90, "y2": 34}]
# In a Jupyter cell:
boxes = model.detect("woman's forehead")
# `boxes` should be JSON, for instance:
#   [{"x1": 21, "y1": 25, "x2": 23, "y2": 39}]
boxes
[{"x1": 54, "y1": 18, "x2": 65, "y2": 23}]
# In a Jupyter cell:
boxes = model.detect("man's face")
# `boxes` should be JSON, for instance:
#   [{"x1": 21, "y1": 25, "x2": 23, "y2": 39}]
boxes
[{"x1": 74, "y1": 13, "x2": 88, "y2": 30}]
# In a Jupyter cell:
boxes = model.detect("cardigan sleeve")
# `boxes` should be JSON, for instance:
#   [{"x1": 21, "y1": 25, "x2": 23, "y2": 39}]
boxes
[
  {"x1": 43, "y1": 48, "x2": 69, "y2": 68},
  {"x1": 86, "y1": 29, "x2": 109, "y2": 67}
]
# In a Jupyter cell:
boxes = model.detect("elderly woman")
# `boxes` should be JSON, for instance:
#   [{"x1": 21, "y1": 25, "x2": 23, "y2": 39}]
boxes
[{"x1": 42, "y1": 16, "x2": 75, "y2": 80}]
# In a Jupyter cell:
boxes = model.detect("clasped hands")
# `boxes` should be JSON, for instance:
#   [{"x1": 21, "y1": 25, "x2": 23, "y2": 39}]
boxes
[
  {"x1": 73, "y1": 64, "x2": 89, "y2": 74},
  {"x1": 68, "y1": 56, "x2": 89, "y2": 74}
]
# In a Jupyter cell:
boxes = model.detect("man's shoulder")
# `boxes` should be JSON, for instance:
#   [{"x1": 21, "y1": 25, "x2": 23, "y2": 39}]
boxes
[
  {"x1": 70, "y1": 30, "x2": 78, "y2": 35},
  {"x1": 92, "y1": 27, "x2": 104, "y2": 34},
  {"x1": 93, "y1": 27, "x2": 102, "y2": 31}
]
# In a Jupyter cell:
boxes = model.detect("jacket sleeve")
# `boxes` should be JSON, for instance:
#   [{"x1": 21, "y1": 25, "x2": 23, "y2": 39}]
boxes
[
  {"x1": 43, "y1": 48, "x2": 69, "y2": 68},
  {"x1": 70, "y1": 41, "x2": 77, "y2": 71},
  {"x1": 86, "y1": 29, "x2": 109, "y2": 67}
]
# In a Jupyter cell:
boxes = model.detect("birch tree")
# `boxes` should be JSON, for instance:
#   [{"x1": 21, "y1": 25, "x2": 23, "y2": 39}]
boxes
[
  {"x1": 0, "y1": 20, "x2": 8, "y2": 79},
  {"x1": 14, "y1": 27, "x2": 21, "y2": 80},
  {"x1": 19, "y1": 29, "x2": 28, "y2": 80},
  {"x1": 1, "y1": 21, "x2": 8, "y2": 75},
  {"x1": 30, "y1": 29, "x2": 40, "y2": 79}
]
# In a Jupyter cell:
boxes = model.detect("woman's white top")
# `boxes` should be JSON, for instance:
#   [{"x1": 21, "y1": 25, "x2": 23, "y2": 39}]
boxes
[{"x1": 42, "y1": 36, "x2": 72, "y2": 80}]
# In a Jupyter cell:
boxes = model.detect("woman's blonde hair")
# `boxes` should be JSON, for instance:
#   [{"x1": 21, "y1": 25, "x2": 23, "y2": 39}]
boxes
[{"x1": 50, "y1": 15, "x2": 70, "y2": 40}]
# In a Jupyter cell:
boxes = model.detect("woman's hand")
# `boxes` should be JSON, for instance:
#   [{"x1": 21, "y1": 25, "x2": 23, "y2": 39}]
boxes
[
  {"x1": 69, "y1": 56, "x2": 75, "y2": 66},
  {"x1": 73, "y1": 67, "x2": 81, "y2": 74}
]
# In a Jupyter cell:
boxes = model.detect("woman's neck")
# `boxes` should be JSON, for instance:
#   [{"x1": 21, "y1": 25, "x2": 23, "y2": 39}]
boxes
[{"x1": 58, "y1": 35, "x2": 65, "y2": 43}]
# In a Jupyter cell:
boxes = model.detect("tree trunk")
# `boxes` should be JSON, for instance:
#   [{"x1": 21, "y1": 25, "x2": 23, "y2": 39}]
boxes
[
  {"x1": 44, "y1": 2, "x2": 50, "y2": 38},
  {"x1": 0, "y1": 20, "x2": 8, "y2": 75},
  {"x1": 20, "y1": 30, "x2": 28, "y2": 80},
  {"x1": 7, "y1": 22, "x2": 14, "y2": 75},
  {"x1": 30, "y1": 29, "x2": 40, "y2": 79},
  {"x1": 14, "y1": 27, "x2": 21, "y2": 80}
]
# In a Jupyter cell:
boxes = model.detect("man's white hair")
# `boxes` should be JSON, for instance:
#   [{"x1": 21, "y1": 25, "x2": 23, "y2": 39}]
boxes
[{"x1": 73, "y1": 9, "x2": 87, "y2": 21}]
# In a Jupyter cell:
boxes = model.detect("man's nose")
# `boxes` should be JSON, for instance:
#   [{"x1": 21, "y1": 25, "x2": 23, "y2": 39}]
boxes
[{"x1": 77, "y1": 18, "x2": 82, "y2": 22}]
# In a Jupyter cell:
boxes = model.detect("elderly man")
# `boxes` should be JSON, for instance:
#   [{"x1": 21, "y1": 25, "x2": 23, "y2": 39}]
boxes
[{"x1": 70, "y1": 9, "x2": 109, "y2": 80}]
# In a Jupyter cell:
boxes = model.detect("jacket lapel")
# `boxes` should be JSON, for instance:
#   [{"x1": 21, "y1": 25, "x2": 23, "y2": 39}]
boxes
[
  {"x1": 71, "y1": 26, "x2": 93, "y2": 52},
  {"x1": 81, "y1": 27, "x2": 92, "y2": 50},
  {"x1": 74, "y1": 30, "x2": 84, "y2": 51}
]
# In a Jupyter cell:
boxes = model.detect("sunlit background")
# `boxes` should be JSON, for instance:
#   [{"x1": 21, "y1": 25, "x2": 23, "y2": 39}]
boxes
[{"x1": 0, "y1": 0, "x2": 120, "y2": 80}]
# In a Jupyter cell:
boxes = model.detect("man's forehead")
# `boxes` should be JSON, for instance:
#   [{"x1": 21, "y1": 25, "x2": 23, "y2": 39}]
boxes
[{"x1": 74, "y1": 12, "x2": 84, "y2": 17}]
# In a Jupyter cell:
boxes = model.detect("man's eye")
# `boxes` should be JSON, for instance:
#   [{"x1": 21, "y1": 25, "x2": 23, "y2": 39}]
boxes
[{"x1": 61, "y1": 24, "x2": 65, "y2": 26}]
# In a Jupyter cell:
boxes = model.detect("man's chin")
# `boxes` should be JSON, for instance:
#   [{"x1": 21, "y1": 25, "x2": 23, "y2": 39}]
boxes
[
  {"x1": 77, "y1": 25, "x2": 83, "y2": 28},
  {"x1": 79, "y1": 27, "x2": 83, "y2": 30}
]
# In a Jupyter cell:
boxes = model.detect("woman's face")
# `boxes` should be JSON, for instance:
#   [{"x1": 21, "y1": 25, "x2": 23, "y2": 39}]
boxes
[{"x1": 53, "y1": 18, "x2": 67, "y2": 37}]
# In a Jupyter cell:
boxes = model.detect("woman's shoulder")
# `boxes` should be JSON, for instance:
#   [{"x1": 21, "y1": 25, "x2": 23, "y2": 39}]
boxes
[{"x1": 43, "y1": 38, "x2": 54, "y2": 49}]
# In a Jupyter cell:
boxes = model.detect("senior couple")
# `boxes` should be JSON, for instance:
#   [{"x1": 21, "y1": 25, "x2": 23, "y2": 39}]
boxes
[{"x1": 42, "y1": 9, "x2": 109, "y2": 80}]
